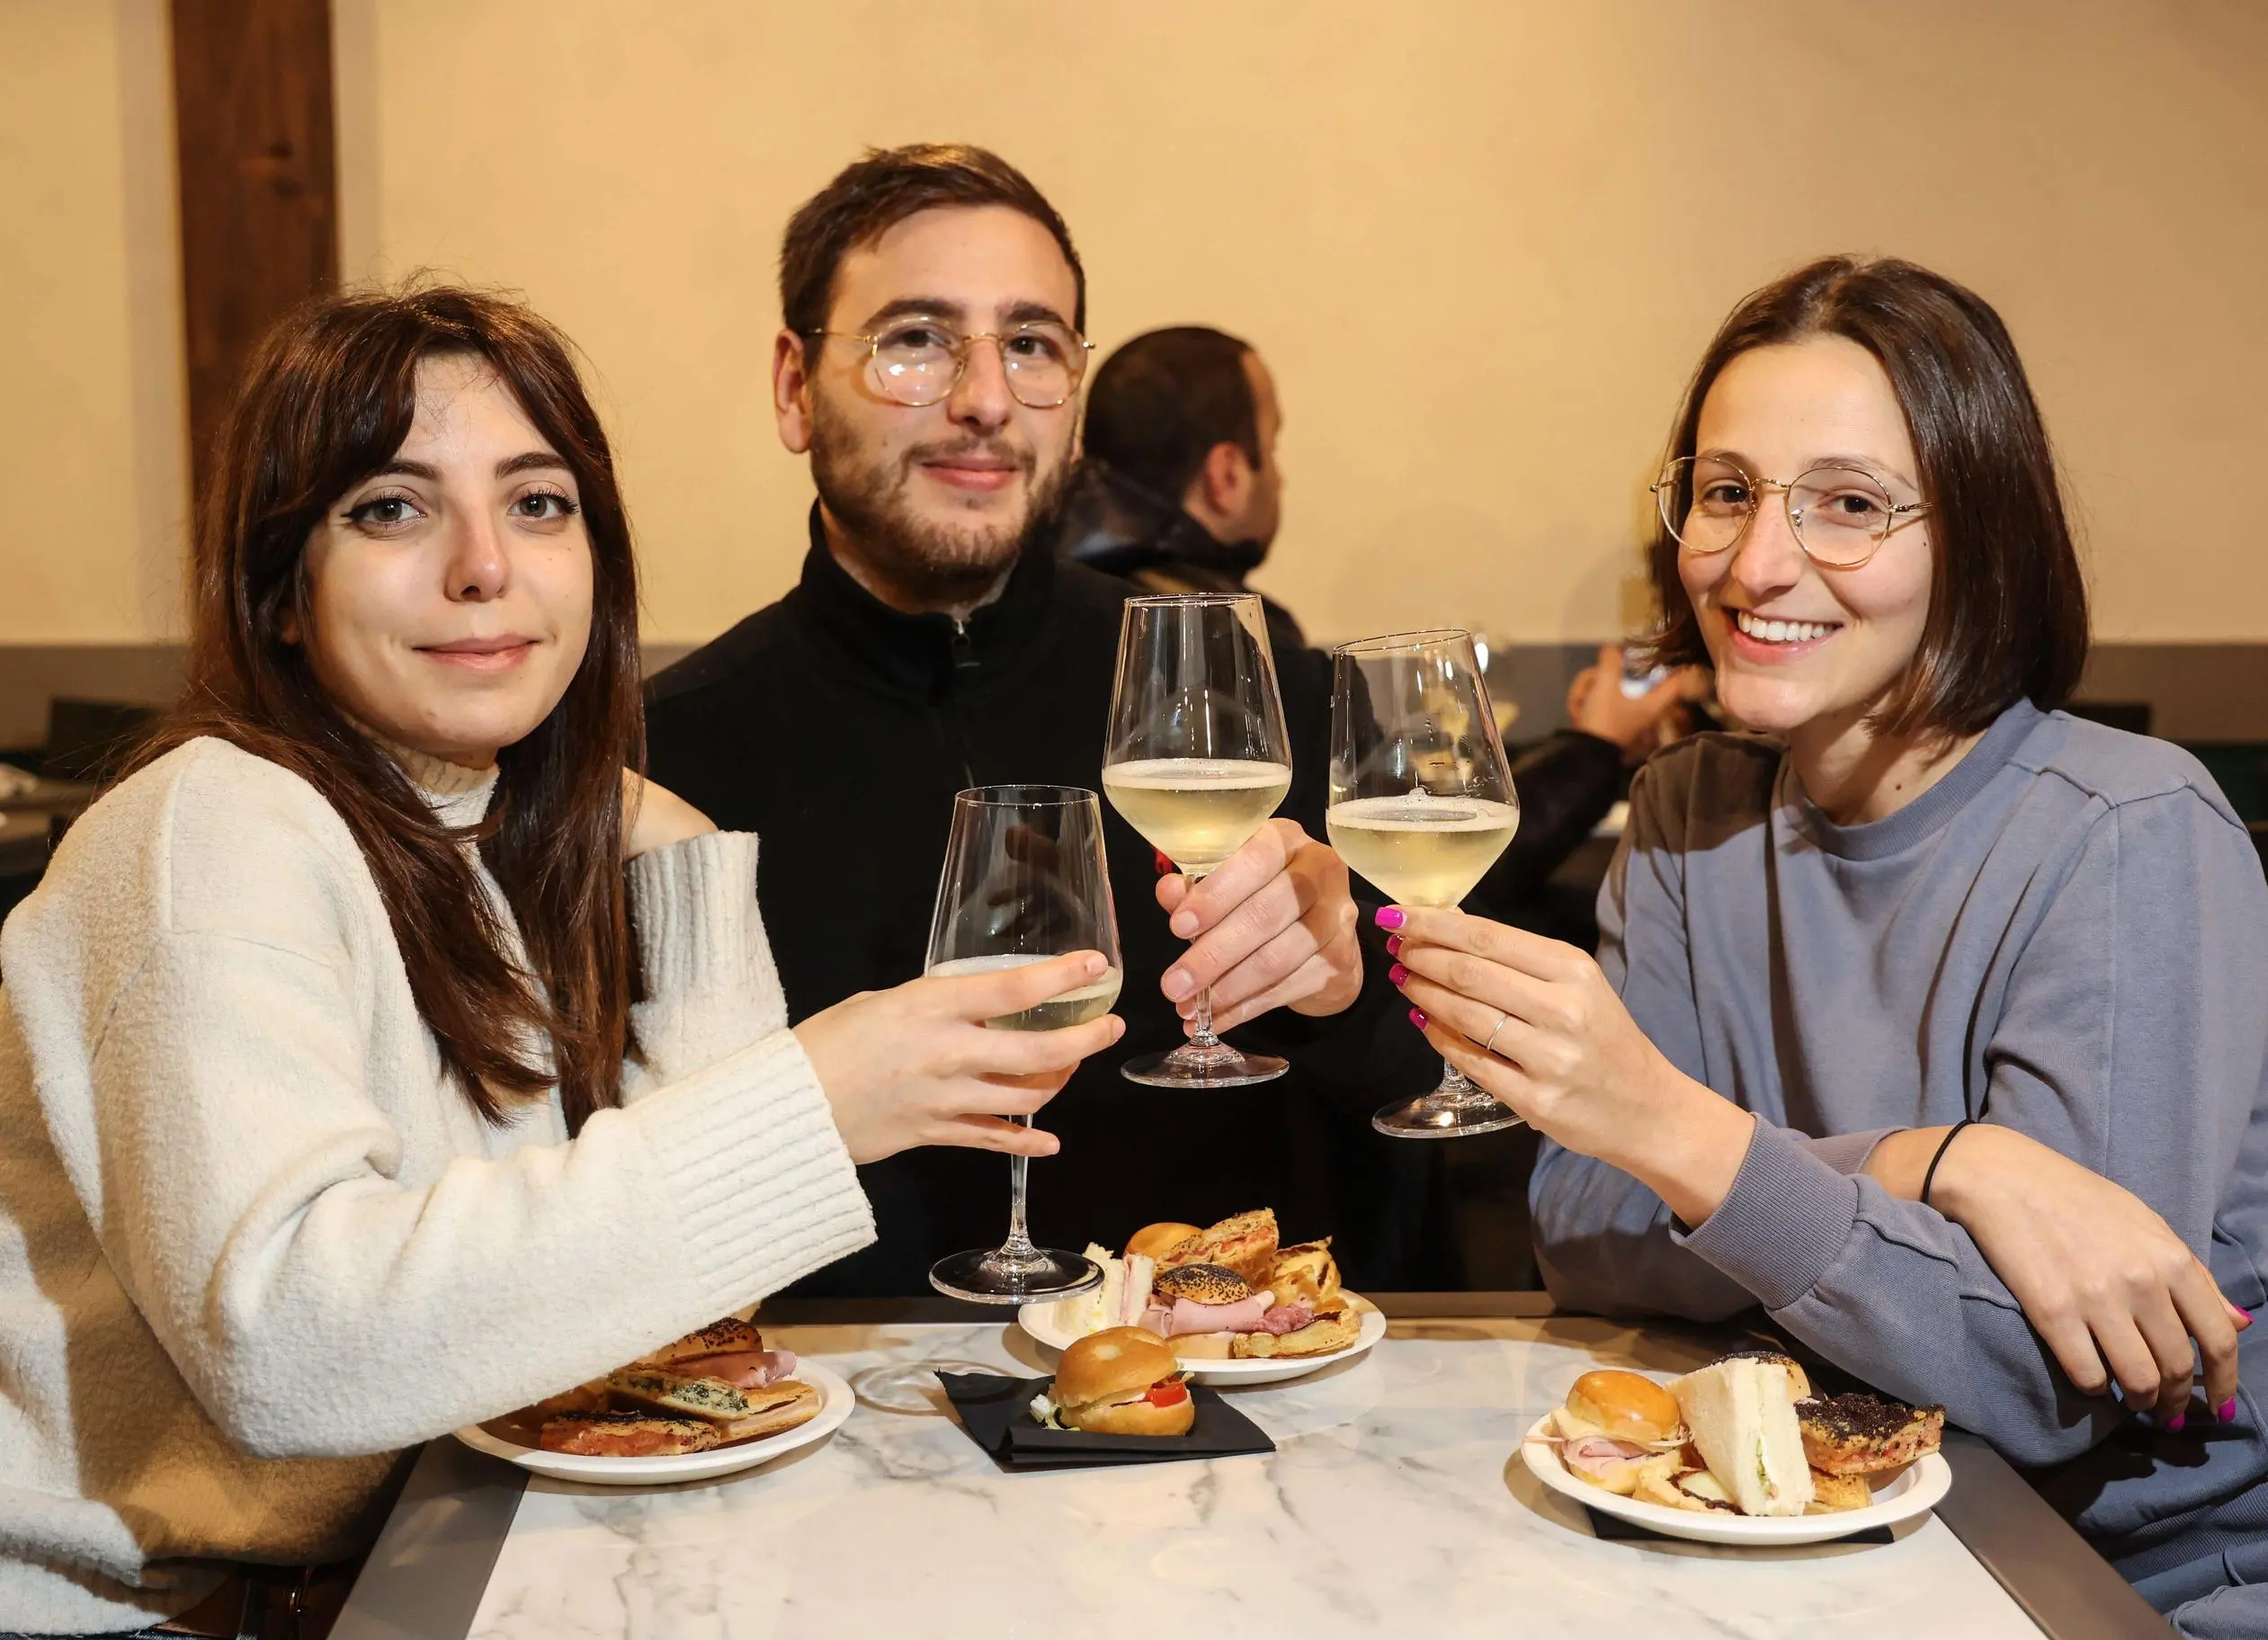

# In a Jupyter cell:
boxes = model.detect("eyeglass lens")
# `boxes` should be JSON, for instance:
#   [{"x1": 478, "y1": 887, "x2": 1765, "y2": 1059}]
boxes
[
  {"x1": 868, "y1": 319, "x2": 1083, "y2": 408},
  {"x1": 1656, "y1": 456, "x2": 1901, "y2": 566}
]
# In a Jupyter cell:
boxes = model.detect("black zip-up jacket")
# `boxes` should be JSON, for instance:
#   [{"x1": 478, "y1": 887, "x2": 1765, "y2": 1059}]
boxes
[{"x1": 647, "y1": 511, "x2": 1457, "y2": 1296}]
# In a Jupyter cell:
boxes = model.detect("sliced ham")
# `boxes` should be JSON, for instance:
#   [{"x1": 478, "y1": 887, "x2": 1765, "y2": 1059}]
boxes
[
  {"x1": 1141, "y1": 1294, "x2": 1276, "y2": 1337},
  {"x1": 1256, "y1": 1303, "x2": 1313, "y2": 1335},
  {"x1": 1560, "y1": 1435, "x2": 1653, "y2": 1489},
  {"x1": 671, "y1": 1349, "x2": 797, "y2": 1390}
]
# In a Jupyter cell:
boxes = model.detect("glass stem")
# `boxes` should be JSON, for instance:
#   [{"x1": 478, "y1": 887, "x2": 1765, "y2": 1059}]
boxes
[
  {"x1": 1186, "y1": 985, "x2": 1221, "y2": 1050},
  {"x1": 998, "y1": 1116, "x2": 1037, "y2": 1260},
  {"x1": 1439, "y1": 1055, "x2": 1475, "y2": 1097}
]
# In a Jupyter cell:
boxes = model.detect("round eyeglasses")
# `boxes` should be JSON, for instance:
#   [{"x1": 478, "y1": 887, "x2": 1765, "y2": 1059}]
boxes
[
  {"x1": 1650, "y1": 455, "x2": 1929, "y2": 569},
  {"x1": 806, "y1": 316, "x2": 1094, "y2": 409}
]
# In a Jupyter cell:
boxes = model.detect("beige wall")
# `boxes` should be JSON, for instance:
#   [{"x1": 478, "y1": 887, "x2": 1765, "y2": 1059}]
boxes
[
  {"x1": 10, "y1": 2, "x2": 2268, "y2": 648},
  {"x1": 0, "y1": 0, "x2": 184, "y2": 643}
]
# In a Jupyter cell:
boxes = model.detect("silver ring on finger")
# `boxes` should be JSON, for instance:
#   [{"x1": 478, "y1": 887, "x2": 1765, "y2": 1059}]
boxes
[{"x1": 1483, "y1": 1012, "x2": 1511, "y2": 1058}]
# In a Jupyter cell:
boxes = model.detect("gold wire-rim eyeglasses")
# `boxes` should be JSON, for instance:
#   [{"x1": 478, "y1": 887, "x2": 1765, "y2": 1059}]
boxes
[
  {"x1": 1649, "y1": 455, "x2": 1929, "y2": 570},
  {"x1": 803, "y1": 322, "x2": 1095, "y2": 409}
]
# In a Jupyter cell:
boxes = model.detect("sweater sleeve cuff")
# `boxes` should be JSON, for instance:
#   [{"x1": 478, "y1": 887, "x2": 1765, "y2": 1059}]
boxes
[
  {"x1": 628, "y1": 1028, "x2": 875, "y2": 1310},
  {"x1": 1674, "y1": 1119, "x2": 1862, "y2": 1311},
  {"x1": 625, "y1": 831, "x2": 781, "y2": 1084},
  {"x1": 1799, "y1": 1128, "x2": 1900, "y2": 1175}
]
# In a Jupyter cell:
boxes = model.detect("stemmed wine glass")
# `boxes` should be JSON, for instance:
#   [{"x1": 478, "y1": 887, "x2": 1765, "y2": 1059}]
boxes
[
  {"x1": 1102, "y1": 593, "x2": 1293, "y2": 1089},
  {"x1": 1327, "y1": 629, "x2": 1525, "y2": 1137},
  {"x1": 926, "y1": 786, "x2": 1123, "y2": 1303}
]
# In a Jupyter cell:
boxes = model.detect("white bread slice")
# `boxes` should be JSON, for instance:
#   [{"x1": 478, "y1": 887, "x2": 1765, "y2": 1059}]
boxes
[{"x1": 1671, "y1": 1358, "x2": 1814, "y2": 1517}]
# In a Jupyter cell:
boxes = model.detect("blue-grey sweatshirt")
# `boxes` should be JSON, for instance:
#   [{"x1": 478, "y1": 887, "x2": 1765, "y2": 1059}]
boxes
[{"x1": 1531, "y1": 699, "x2": 2268, "y2": 1599}]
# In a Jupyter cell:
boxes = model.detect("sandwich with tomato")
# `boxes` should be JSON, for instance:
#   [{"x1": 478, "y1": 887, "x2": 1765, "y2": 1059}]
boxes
[{"x1": 1029, "y1": 1328, "x2": 1195, "y2": 1435}]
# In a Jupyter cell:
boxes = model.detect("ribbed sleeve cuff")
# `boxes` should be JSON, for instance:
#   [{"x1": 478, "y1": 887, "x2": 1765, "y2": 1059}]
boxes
[
  {"x1": 1800, "y1": 1128, "x2": 1900, "y2": 1175},
  {"x1": 1674, "y1": 1120, "x2": 1862, "y2": 1311},
  {"x1": 630, "y1": 1028, "x2": 875, "y2": 1311},
  {"x1": 625, "y1": 831, "x2": 781, "y2": 1084}
]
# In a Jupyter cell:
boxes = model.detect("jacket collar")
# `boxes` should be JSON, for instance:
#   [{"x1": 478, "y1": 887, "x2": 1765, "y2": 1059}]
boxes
[{"x1": 790, "y1": 503, "x2": 1059, "y2": 701}]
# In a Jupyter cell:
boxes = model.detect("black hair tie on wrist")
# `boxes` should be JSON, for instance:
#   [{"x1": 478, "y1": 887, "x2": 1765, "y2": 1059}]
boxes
[{"x1": 1921, "y1": 1119, "x2": 1977, "y2": 1208}]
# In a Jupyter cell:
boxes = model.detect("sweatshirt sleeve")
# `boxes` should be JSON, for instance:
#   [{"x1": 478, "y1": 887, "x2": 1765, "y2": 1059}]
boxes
[
  {"x1": 1674, "y1": 791, "x2": 2268, "y2": 1467},
  {"x1": 620, "y1": 830, "x2": 785, "y2": 1095},
  {"x1": 1530, "y1": 760, "x2": 1898, "y2": 1324}
]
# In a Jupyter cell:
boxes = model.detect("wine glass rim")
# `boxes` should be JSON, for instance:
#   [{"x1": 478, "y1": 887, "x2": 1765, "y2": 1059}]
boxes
[
  {"x1": 1121, "y1": 592, "x2": 1262, "y2": 608},
  {"x1": 953, "y1": 783, "x2": 1099, "y2": 808},
  {"x1": 1330, "y1": 627, "x2": 1474, "y2": 656}
]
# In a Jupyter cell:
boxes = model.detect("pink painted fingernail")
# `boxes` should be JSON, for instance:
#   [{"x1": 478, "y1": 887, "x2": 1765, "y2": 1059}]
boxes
[
  {"x1": 2219, "y1": 1399, "x2": 2238, "y2": 1422},
  {"x1": 1374, "y1": 907, "x2": 1406, "y2": 930},
  {"x1": 2165, "y1": 1413, "x2": 2186, "y2": 1432},
  {"x1": 1385, "y1": 932, "x2": 1402, "y2": 957},
  {"x1": 1388, "y1": 963, "x2": 1408, "y2": 987},
  {"x1": 1408, "y1": 1006, "x2": 1428, "y2": 1029}
]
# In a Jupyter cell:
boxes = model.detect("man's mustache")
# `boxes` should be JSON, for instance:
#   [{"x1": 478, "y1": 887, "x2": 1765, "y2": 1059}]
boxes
[{"x1": 899, "y1": 438, "x2": 1037, "y2": 478}]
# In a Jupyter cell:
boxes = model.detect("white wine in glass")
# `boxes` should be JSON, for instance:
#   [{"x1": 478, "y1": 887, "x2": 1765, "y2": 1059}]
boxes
[
  {"x1": 925, "y1": 785, "x2": 1123, "y2": 1303},
  {"x1": 1327, "y1": 628, "x2": 1525, "y2": 1137},
  {"x1": 1103, "y1": 593, "x2": 1292, "y2": 1088}
]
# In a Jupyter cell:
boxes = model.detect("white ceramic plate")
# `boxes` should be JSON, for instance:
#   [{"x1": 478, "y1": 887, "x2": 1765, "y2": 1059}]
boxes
[
  {"x1": 453, "y1": 1361, "x2": 853, "y2": 1486},
  {"x1": 1521, "y1": 1408, "x2": 1951, "y2": 1546},
  {"x1": 1017, "y1": 1293, "x2": 1386, "y2": 1386}
]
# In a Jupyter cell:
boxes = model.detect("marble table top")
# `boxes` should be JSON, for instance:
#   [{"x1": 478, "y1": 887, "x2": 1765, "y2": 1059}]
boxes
[{"x1": 463, "y1": 1313, "x2": 2042, "y2": 1640}]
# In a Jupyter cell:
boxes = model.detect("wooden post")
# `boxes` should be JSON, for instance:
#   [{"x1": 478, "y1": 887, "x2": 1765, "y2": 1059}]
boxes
[{"x1": 169, "y1": 0, "x2": 338, "y2": 498}]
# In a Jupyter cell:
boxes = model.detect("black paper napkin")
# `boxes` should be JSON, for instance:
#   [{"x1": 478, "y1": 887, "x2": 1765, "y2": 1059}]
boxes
[
  {"x1": 1582, "y1": 1506, "x2": 1893, "y2": 1546},
  {"x1": 937, "y1": 1372, "x2": 1275, "y2": 1470}
]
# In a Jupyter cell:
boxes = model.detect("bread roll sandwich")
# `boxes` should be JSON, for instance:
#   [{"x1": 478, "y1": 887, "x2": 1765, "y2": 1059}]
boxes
[
  {"x1": 1549, "y1": 1369, "x2": 1691, "y2": 1495},
  {"x1": 1798, "y1": 1393, "x2": 1945, "y2": 1475},
  {"x1": 1670, "y1": 1356, "x2": 1814, "y2": 1517},
  {"x1": 1031, "y1": 1328, "x2": 1194, "y2": 1435},
  {"x1": 1156, "y1": 1208, "x2": 1279, "y2": 1286},
  {"x1": 1126, "y1": 1222, "x2": 1203, "y2": 1262}
]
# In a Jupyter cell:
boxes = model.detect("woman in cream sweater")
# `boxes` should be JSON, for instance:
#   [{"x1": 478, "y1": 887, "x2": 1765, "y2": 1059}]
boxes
[{"x1": 0, "y1": 287, "x2": 1122, "y2": 1636}]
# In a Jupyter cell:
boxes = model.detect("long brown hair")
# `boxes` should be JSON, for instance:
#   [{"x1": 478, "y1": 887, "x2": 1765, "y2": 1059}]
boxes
[
  {"x1": 138, "y1": 284, "x2": 641, "y2": 1131},
  {"x1": 1647, "y1": 255, "x2": 2090, "y2": 737}
]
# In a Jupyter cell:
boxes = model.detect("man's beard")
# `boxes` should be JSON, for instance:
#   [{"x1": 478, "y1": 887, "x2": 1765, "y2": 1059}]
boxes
[{"x1": 809, "y1": 397, "x2": 1070, "y2": 610}]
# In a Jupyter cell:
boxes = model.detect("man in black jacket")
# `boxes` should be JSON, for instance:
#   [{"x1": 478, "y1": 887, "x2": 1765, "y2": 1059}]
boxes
[{"x1": 647, "y1": 145, "x2": 1451, "y2": 1296}]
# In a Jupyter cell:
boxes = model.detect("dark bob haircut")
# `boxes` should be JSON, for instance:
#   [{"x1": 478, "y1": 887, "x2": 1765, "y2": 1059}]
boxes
[
  {"x1": 779, "y1": 143, "x2": 1085, "y2": 338},
  {"x1": 1085, "y1": 325, "x2": 1260, "y2": 502},
  {"x1": 1647, "y1": 255, "x2": 2089, "y2": 738}
]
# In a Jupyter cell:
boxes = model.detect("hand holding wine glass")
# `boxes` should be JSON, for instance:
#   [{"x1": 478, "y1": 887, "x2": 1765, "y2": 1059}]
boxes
[
  {"x1": 922, "y1": 786, "x2": 1124, "y2": 1304},
  {"x1": 791, "y1": 949, "x2": 1122, "y2": 1163},
  {"x1": 1103, "y1": 593, "x2": 1296, "y2": 1088},
  {"x1": 1326, "y1": 628, "x2": 1525, "y2": 1136}
]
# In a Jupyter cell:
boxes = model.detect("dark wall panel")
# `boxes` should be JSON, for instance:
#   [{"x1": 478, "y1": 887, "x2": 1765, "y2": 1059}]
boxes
[{"x1": 170, "y1": 0, "x2": 337, "y2": 497}]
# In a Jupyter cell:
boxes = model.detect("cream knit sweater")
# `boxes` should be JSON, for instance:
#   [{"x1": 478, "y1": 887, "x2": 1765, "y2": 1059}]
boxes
[{"x1": 0, "y1": 737, "x2": 875, "y2": 1635}]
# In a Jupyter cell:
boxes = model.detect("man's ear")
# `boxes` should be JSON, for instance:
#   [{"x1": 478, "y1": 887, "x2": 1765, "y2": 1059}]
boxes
[
  {"x1": 1194, "y1": 440, "x2": 1255, "y2": 521},
  {"x1": 773, "y1": 329, "x2": 815, "y2": 455}
]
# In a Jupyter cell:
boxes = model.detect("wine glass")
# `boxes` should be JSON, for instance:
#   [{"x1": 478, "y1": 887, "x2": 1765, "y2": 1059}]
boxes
[
  {"x1": 1327, "y1": 629, "x2": 1525, "y2": 1137},
  {"x1": 926, "y1": 786, "x2": 1123, "y2": 1303},
  {"x1": 1102, "y1": 593, "x2": 1293, "y2": 1089}
]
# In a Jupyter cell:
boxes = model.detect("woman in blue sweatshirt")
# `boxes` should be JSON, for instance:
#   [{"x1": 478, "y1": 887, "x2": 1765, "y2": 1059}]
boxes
[{"x1": 1383, "y1": 256, "x2": 2268, "y2": 1636}]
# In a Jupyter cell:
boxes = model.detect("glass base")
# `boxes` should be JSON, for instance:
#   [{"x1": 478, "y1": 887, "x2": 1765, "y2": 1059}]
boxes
[
  {"x1": 1373, "y1": 1084, "x2": 1527, "y2": 1138},
  {"x1": 1120, "y1": 1039, "x2": 1289, "y2": 1089},
  {"x1": 929, "y1": 1245, "x2": 1101, "y2": 1305},
  {"x1": 850, "y1": 1359, "x2": 1001, "y2": 1415}
]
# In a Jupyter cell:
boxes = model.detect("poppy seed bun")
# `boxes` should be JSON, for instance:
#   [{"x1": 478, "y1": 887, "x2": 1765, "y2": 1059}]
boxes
[
  {"x1": 1126, "y1": 1222, "x2": 1203, "y2": 1262},
  {"x1": 1151, "y1": 1263, "x2": 1252, "y2": 1306},
  {"x1": 1053, "y1": 1327, "x2": 1181, "y2": 1409},
  {"x1": 1567, "y1": 1370, "x2": 1684, "y2": 1444}
]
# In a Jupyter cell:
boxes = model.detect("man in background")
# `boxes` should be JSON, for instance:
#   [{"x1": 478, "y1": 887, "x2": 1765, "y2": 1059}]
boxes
[
  {"x1": 646, "y1": 147, "x2": 1451, "y2": 1297},
  {"x1": 1057, "y1": 325, "x2": 1694, "y2": 923}
]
